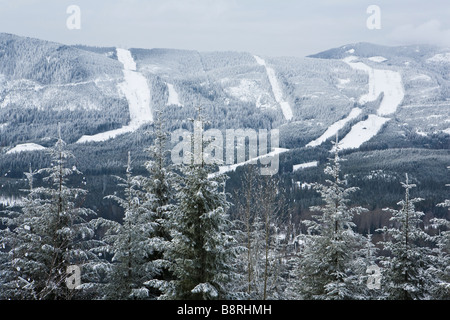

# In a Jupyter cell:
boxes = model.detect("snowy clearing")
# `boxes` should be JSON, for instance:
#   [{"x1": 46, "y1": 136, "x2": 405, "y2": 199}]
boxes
[
  {"x1": 77, "y1": 48, "x2": 152, "y2": 143},
  {"x1": 368, "y1": 56, "x2": 387, "y2": 63},
  {"x1": 209, "y1": 148, "x2": 289, "y2": 178},
  {"x1": 293, "y1": 161, "x2": 318, "y2": 172},
  {"x1": 254, "y1": 56, "x2": 293, "y2": 121},
  {"x1": 333, "y1": 115, "x2": 390, "y2": 151},
  {"x1": 443, "y1": 128, "x2": 450, "y2": 135},
  {"x1": 343, "y1": 56, "x2": 404, "y2": 116},
  {"x1": 416, "y1": 129, "x2": 428, "y2": 137},
  {"x1": 6, "y1": 143, "x2": 46, "y2": 154},
  {"x1": 224, "y1": 79, "x2": 258, "y2": 103},
  {"x1": 410, "y1": 74, "x2": 432, "y2": 82},
  {"x1": 116, "y1": 48, "x2": 137, "y2": 71},
  {"x1": 426, "y1": 53, "x2": 450, "y2": 63},
  {"x1": 166, "y1": 83, "x2": 182, "y2": 107},
  {"x1": 306, "y1": 108, "x2": 362, "y2": 147},
  {"x1": 337, "y1": 78, "x2": 351, "y2": 86}
]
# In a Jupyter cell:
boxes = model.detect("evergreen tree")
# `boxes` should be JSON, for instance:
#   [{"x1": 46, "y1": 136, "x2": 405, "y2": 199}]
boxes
[
  {"x1": 294, "y1": 138, "x2": 367, "y2": 300},
  {"x1": 141, "y1": 111, "x2": 174, "y2": 297},
  {"x1": 0, "y1": 129, "x2": 104, "y2": 300},
  {"x1": 100, "y1": 152, "x2": 160, "y2": 299},
  {"x1": 428, "y1": 216, "x2": 450, "y2": 300},
  {"x1": 353, "y1": 231, "x2": 381, "y2": 299},
  {"x1": 427, "y1": 170, "x2": 450, "y2": 299},
  {"x1": 159, "y1": 112, "x2": 239, "y2": 300},
  {"x1": 234, "y1": 167, "x2": 287, "y2": 300},
  {"x1": 378, "y1": 174, "x2": 435, "y2": 300}
]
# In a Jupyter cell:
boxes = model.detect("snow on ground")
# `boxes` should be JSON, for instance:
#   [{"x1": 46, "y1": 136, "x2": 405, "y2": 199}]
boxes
[
  {"x1": 368, "y1": 56, "x2": 387, "y2": 63},
  {"x1": 415, "y1": 129, "x2": 428, "y2": 137},
  {"x1": 77, "y1": 126, "x2": 139, "y2": 144},
  {"x1": 116, "y1": 48, "x2": 137, "y2": 71},
  {"x1": 254, "y1": 55, "x2": 293, "y2": 121},
  {"x1": 306, "y1": 108, "x2": 362, "y2": 147},
  {"x1": 426, "y1": 53, "x2": 450, "y2": 63},
  {"x1": 333, "y1": 115, "x2": 390, "y2": 151},
  {"x1": 224, "y1": 79, "x2": 259, "y2": 103},
  {"x1": 343, "y1": 56, "x2": 404, "y2": 116},
  {"x1": 6, "y1": 143, "x2": 46, "y2": 154},
  {"x1": 443, "y1": 128, "x2": 450, "y2": 135},
  {"x1": 166, "y1": 83, "x2": 183, "y2": 107},
  {"x1": 337, "y1": 78, "x2": 351, "y2": 87},
  {"x1": 293, "y1": 161, "x2": 318, "y2": 172},
  {"x1": 410, "y1": 74, "x2": 432, "y2": 82},
  {"x1": 77, "y1": 48, "x2": 152, "y2": 143},
  {"x1": 209, "y1": 148, "x2": 290, "y2": 178}
]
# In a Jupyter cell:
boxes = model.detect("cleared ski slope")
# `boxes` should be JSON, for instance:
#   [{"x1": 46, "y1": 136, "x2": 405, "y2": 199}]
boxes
[
  {"x1": 343, "y1": 56, "x2": 404, "y2": 116},
  {"x1": 254, "y1": 55, "x2": 293, "y2": 121},
  {"x1": 166, "y1": 82, "x2": 183, "y2": 107},
  {"x1": 306, "y1": 107, "x2": 362, "y2": 147},
  {"x1": 305, "y1": 55, "x2": 404, "y2": 153},
  {"x1": 332, "y1": 115, "x2": 390, "y2": 151},
  {"x1": 6, "y1": 143, "x2": 46, "y2": 154},
  {"x1": 210, "y1": 147, "x2": 290, "y2": 178},
  {"x1": 77, "y1": 48, "x2": 152, "y2": 143}
]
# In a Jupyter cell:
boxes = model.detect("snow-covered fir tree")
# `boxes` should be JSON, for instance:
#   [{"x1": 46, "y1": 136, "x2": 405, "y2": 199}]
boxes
[
  {"x1": 353, "y1": 231, "x2": 381, "y2": 299},
  {"x1": 427, "y1": 215, "x2": 450, "y2": 300},
  {"x1": 159, "y1": 112, "x2": 239, "y2": 300},
  {"x1": 233, "y1": 165, "x2": 260, "y2": 299},
  {"x1": 427, "y1": 169, "x2": 450, "y2": 300},
  {"x1": 99, "y1": 152, "x2": 161, "y2": 299},
  {"x1": 293, "y1": 138, "x2": 367, "y2": 300},
  {"x1": 141, "y1": 111, "x2": 174, "y2": 297},
  {"x1": 0, "y1": 128, "x2": 105, "y2": 300},
  {"x1": 254, "y1": 175, "x2": 287, "y2": 300},
  {"x1": 377, "y1": 174, "x2": 436, "y2": 300}
]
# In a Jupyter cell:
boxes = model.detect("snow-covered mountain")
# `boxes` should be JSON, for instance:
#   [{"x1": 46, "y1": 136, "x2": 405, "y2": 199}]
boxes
[{"x1": 0, "y1": 33, "x2": 449, "y2": 180}]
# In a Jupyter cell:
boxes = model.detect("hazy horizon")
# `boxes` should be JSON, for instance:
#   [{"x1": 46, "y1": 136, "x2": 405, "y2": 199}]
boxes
[{"x1": 1, "y1": 1, "x2": 450, "y2": 57}]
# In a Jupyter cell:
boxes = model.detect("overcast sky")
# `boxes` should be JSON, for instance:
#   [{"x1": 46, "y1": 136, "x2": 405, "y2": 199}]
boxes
[{"x1": 1, "y1": 0, "x2": 450, "y2": 57}]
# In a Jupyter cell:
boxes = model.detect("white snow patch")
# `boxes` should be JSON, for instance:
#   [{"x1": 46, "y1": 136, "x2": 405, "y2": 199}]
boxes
[
  {"x1": 343, "y1": 56, "x2": 404, "y2": 116},
  {"x1": 337, "y1": 78, "x2": 351, "y2": 86},
  {"x1": 166, "y1": 83, "x2": 182, "y2": 107},
  {"x1": 346, "y1": 49, "x2": 355, "y2": 54},
  {"x1": 77, "y1": 48, "x2": 152, "y2": 143},
  {"x1": 334, "y1": 115, "x2": 390, "y2": 151},
  {"x1": 6, "y1": 143, "x2": 46, "y2": 154},
  {"x1": 410, "y1": 74, "x2": 432, "y2": 82},
  {"x1": 210, "y1": 148, "x2": 289, "y2": 177},
  {"x1": 293, "y1": 161, "x2": 318, "y2": 172},
  {"x1": 254, "y1": 56, "x2": 293, "y2": 121},
  {"x1": 415, "y1": 129, "x2": 428, "y2": 137},
  {"x1": 443, "y1": 128, "x2": 450, "y2": 135},
  {"x1": 427, "y1": 53, "x2": 450, "y2": 63},
  {"x1": 116, "y1": 48, "x2": 137, "y2": 71},
  {"x1": 295, "y1": 182, "x2": 313, "y2": 190},
  {"x1": 306, "y1": 108, "x2": 362, "y2": 147},
  {"x1": 225, "y1": 79, "x2": 260, "y2": 104},
  {"x1": 368, "y1": 56, "x2": 387, "y2": 63}
]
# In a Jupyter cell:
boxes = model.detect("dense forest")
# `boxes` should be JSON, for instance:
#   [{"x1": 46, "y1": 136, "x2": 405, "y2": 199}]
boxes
[{"x1": 1, "y1": 116, "x2": 448, "y2": 300}]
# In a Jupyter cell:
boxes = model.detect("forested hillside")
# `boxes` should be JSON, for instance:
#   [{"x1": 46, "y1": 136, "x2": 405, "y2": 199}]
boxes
[{"x1": 0, "y1": 34, "x2": 449, "y2": 300}]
